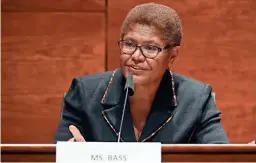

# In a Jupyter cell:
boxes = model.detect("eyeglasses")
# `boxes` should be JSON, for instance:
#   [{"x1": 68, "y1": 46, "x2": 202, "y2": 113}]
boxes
[{"x1": 118, "y1": 40, "x2": 171, "y2": 59}]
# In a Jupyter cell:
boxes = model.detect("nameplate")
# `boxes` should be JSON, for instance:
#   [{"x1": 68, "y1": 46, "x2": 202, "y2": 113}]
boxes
[{"x1": 56, "y1": 142, "x2": 161, "y2": 163}]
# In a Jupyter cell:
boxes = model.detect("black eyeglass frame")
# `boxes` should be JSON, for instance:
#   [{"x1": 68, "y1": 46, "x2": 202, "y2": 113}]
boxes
[{"x1": 118, "y1": 40, "x2": 172, "y2": 59}]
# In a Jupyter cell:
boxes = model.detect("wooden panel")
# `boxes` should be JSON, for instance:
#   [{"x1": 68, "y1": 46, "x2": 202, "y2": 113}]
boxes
[
  {"x1": 220, "y1": 104, "x2": 256, "y2": 143},
  {"x1": 1, "y1": 12, "x2": 105, "y2": 143},
  {"x1": 107, "y1": 0, "x2": 256, "y2": 143},
  {"x1": 2, "y1": 13, "x2": 105, "y2": 95},
  {"x1": 1, "y1": 95, "x2": 67, "y2": 142},
  {"x1": 2, "y1": 59, "x2": 104, "y2": 96},
  {"x1": 2, "y1": 0, "x2": 106, "y2": 12},
  {"x1": 2, "y1": 12, "x2": 105, "y2": 36},
  {"x1": 2, "y1": 111, "x2": 61, "y2": 143}
]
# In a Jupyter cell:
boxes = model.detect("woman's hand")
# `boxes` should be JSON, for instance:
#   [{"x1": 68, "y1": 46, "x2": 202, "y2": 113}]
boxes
[
  {"x1": 249, "y1": 140, "x2": 255, "y2": 144},
  {"x1": 68, "y1": 125, "x2": 86, "y2": 142}
]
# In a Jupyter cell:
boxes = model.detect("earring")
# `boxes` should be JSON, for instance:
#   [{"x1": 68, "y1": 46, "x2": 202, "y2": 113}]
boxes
[{"x1": 168, "y1": 67, "x2": 177, "y2": 107}]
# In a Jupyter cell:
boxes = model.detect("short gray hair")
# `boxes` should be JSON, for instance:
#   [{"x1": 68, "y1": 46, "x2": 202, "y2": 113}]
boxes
[{"x1": 121, "y1": 3, "x2": 182, "y2": 46}]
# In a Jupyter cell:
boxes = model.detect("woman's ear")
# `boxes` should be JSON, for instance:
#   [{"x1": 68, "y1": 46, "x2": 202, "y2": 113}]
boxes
[{"x1": 169, "y1": 46, "x2": 180, "y2": 65}]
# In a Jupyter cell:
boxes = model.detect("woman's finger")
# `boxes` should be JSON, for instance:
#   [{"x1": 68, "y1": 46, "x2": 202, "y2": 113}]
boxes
[
  {"x1": 69, "y1": 125, "x2": 86, "y2": 142},
  {"x1": 68, "y1": 137, "x2": 75, "y2": 142}
]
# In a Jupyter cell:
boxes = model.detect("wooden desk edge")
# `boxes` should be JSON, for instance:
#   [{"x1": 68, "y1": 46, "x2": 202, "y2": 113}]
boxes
[
  {"x1": 1, "y1": 144, "x2": 256, "y2": 153},
  {"x1": 1, "y1": 144, "x2": 256, "y2": 162}
]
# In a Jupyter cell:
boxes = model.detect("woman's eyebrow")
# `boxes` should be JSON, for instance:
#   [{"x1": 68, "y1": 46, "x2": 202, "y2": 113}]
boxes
[
  {"x1": 123, "y1": 37, "x2": 136, "y2": 42},
  {"x1": 124, "y1": 37, "x2": 161, "y2": 46},
  {"x1": 142, "y1": 41, "x2": 161, "y2": 47}
]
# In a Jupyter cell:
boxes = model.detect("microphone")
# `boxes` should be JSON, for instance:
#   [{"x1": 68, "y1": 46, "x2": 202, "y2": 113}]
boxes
[{"x1": 117, "y1": 72, "x2": 134, "y2": 142}]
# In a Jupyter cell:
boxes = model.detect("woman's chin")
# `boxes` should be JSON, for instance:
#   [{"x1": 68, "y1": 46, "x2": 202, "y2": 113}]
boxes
[
  {"x1": 122, "y1": 67, "x2": 150, "y2": 85},
  {"x1": 132, "y1": 75, "x2": 149, "y2": 86}
]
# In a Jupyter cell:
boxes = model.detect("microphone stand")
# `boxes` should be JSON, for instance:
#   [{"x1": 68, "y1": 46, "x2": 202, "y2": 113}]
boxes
[
  {"x1": 117, "y1": 87, "x2": 129, "y2": 142},
  {"x1": 117, "y1": 72, "x2": 134, "y2": 143}
]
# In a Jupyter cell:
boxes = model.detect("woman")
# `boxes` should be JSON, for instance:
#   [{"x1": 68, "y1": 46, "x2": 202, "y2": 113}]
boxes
[{"x1": 54, "y1": 3, "x2": 229, "y2": 143}]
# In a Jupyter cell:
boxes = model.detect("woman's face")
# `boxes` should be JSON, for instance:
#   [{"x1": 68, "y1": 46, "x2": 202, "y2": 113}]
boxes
[{"x1": 120, "y1": 24, "x2": 172, "y2": 86}]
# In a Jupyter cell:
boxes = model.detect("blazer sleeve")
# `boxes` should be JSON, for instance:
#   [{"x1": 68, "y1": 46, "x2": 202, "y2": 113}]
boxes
[
  {"x1": 53, "y1": 78, "x2": 85, "y2": 143},
  {"x1": 194, "y1": 85, "x2": 230, "y2": 144}
]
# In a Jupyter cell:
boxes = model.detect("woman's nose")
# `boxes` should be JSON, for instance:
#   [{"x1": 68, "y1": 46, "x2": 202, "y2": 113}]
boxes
[{"x1": 131, "y1": 47, "x2": 145, "y2": 62}]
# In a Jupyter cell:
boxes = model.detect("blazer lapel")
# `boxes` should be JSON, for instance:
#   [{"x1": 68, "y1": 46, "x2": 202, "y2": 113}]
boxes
[
  {"x1": 101, "y1": 69, "x2": 177, "y2": 142},
  {"x1": 101, "y1": 69, "x2": 136, "y2": 142},
  {"x1": 139, "y1": 70, "x2": 177, "y2": 142}
]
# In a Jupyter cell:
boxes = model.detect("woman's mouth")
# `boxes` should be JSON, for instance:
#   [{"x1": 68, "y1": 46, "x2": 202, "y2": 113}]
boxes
[
  {"x1": 127, "y1": 65, "x2": 144, "y2": 74},
  {"x1": 130, "y1": 65, "x2": 142, "y2": 70}
]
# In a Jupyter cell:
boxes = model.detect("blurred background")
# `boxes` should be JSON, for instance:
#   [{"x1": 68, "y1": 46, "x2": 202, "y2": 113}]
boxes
[{"x1": 1, "y1": 0, "x2": 255, "y2": 143}]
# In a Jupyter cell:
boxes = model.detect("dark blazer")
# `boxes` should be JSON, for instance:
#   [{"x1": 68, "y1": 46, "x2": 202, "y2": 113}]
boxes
[{"x1": 54, "y1": 68, "x2": 229, "y2": 143}]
